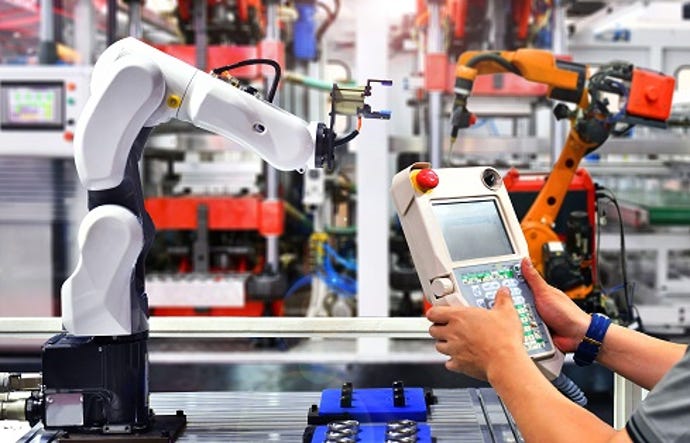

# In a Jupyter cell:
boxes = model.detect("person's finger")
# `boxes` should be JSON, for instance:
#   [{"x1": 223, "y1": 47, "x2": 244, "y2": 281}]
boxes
[
  {"x1": 425, "y1": 306, "x2": 454, "y2": 323},
  {"x1": 521, "y1": 256, "x2": 551, "y2": 293},
  {"x1": 435, "y1": 341, "x2": 450, "y2": 355},
  {"x1": 493, "y1": 287, "x2": 514, "y2": 312},
  {"x1": 428, "y1": 323, "x2": 446, "y2": 339},
  {"x1": 444, "y1": 359, "x2": 459, "y2": 373}
]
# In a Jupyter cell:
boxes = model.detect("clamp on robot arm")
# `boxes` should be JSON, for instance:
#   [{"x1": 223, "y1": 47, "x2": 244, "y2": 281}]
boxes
[{"x1": 449, "y1": 49, "x2": 674, "y2": 299}]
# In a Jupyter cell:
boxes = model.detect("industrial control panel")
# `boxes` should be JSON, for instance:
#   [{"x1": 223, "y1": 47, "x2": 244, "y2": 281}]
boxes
[
  {"x1": 391, "y1": 163, "x2": 564, "y2": 379},
  {"x1": 0, "y1": 65, "x2": 91, "y2": 157}
]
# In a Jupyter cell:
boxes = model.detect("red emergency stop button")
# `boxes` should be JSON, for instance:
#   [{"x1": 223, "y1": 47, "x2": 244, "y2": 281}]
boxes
[
  {"x1": 415, "y1": 168, "x2": 439, "y2": 191},
  {"x1": 63, "y1": 131, "x2": 74, "y2": 142}
]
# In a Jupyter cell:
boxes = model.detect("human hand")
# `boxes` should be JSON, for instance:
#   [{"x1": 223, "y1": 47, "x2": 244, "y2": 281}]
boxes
[
  {"x1": 426, "y1": 289, "x2": 525, "y2": 380},
  {"x1": 520, "y1": 257, "x2": 590, "y2": 353}
]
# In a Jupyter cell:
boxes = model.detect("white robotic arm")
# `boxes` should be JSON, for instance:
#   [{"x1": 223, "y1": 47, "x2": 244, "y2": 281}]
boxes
[
  {"x1": 42, "y1": 37, "x2": 390, "y2": 434},
  {"x1": 63, "y1": 37, "x2": 318, "y2": 336},
  {"x1": 77, "y1": 37, "x2": 314, "y2": 191}
]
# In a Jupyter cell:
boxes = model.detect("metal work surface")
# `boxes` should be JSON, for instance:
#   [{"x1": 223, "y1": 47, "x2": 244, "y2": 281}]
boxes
[
  {"x1": 15, "y1": 389, "x2": 519, "y2": 442},
  {"x1": 149, "y1": 389, "x2": 518, "y2": 442}
]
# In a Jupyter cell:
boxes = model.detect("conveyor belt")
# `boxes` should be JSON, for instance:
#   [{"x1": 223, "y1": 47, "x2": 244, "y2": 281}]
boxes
[{"x1": 19, "y1": 389, "x2": 522, "y2": 442}]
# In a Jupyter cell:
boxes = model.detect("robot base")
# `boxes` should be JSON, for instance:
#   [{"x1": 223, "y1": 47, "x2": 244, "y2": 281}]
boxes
[
  {"x1": 20, "y1": 412, "x2": 187, "y2": 442},
  {"x1": 42, "y1": 333, "x2": 151, "y2": 433}
]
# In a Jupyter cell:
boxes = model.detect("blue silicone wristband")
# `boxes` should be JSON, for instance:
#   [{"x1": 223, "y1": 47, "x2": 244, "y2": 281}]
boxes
[{"x1": 573, "y1": 313, "x2": 611, "y2": 367}]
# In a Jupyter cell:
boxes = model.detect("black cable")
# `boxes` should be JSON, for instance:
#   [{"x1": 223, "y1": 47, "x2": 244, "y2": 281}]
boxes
[
  {"x1": 596, "y1": 187, "x2": 634, "y2": 324},
  {"x1": 465, "y1": 53, "x2": 521, "y2": 75},
  {"x1": 632, "y1": 304, "x2": 646, "y2": 333},
  {"x1": 599, "y1": 191, "x2": 629, "y2": 303},
  {"x1": 595, "y1": 195, "x2": 603, "y2": 294},
  {"x1": 211, "y1": 58, "x2": 282, "y2": 103},
  {"x1": 586, "y1": 64, "x2": 633, "y2": 130},
  {"x1": 611, "y1": 123, "x2": 634, "y2": 137},
  {"x1": 333, "y1": 129, "x2": 359, "y2": 147}
]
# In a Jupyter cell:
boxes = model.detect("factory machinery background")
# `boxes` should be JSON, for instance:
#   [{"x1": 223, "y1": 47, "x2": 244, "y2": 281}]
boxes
[{"x1": 2, "y1": 0, "x2": 690, "y2": 441}]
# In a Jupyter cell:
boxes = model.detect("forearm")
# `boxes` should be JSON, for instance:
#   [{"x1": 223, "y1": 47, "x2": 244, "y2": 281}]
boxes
[
  {"x1": 488, "y1": 352, "x2": 617, "y2": 443},
  {"x1": 595, "y1": 324, "x2": 687, "y2": 390}
]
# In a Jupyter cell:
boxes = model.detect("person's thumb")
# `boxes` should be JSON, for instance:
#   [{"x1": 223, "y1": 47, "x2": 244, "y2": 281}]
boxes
[
  {"x1": 493, "y1": 287, "x2": 514, "y2": 311},
  {"x1": 521, "y1": 257, "x2": 550, "y2": 293}
]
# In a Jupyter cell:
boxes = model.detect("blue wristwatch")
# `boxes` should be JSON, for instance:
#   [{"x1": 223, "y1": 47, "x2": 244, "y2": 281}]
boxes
[{"x1": 573, "y1": 313, "x2": 611, "y2": 367}]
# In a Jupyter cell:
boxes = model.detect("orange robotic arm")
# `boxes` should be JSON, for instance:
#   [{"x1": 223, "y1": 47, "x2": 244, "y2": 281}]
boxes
[
  {"x1": 451, "y1": 50, "x2": 675, "y2": 299},
  {"x1": 455, "y1": 49, "x2": 585, "y2": 98},
  {"x1": 521, "y1": 66, "x2": 674, "y2": 298},
  {"x1": 450, "y1": 49, "x2": 589, "y2": 141},
  {"x1": 520, "y1": 129, "x2": 600, "y2": 299}
]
